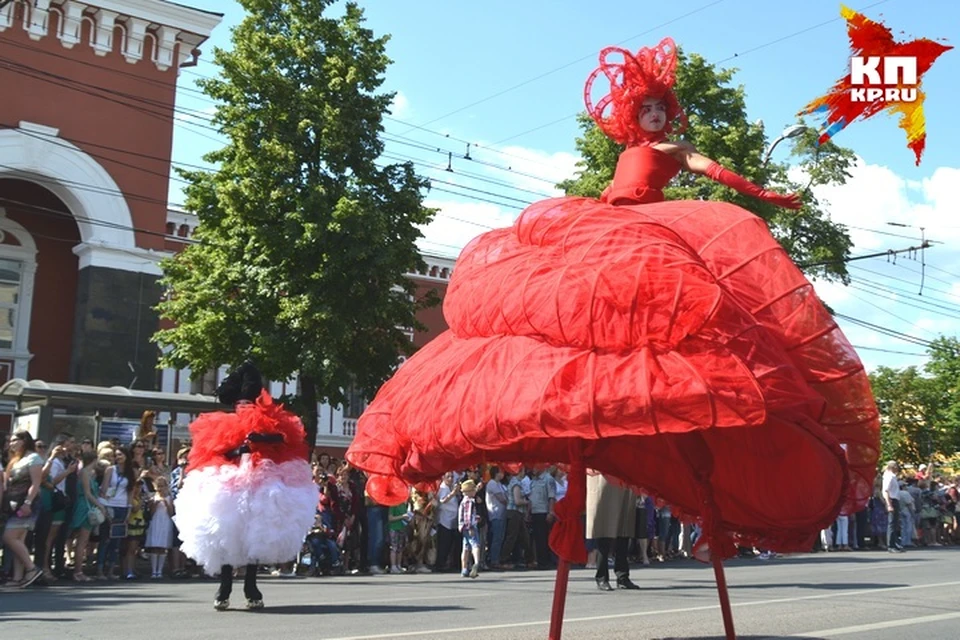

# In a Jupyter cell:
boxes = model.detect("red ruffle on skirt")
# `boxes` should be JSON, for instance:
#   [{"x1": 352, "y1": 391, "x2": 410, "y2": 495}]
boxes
[{"x1": 347, "y1": 197, "x2": 879, "y2": 559}]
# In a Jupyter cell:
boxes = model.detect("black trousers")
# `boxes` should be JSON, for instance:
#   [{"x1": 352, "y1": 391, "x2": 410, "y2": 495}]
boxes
[
  {"x1": 216, "y1": 564, "x2": 261, "y2": 601},
  {"x1": 53, "y1": 519, "x2": 69, "y2": 575},
  {"x1": 32, "y1": 508, "x2": 53, "y2": 569},
  {"x1": 531, "y1": 513, "x2": 553, "y2": 568},
  {"x1": 595, "y1": 537, "x2": 629, "y2": 581},
  {"x1": 434, "y1": 523, "x2": 458, "y2": 571}
]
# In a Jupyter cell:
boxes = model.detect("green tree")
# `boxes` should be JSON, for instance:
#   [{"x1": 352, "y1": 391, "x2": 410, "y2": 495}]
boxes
[
  {"x1": 869, "y1": 366, "x2": 941, "y2": 465},
  {"x1": 559, "y1": 51, "x2": 855, "y2": 282},
  {"x1": 924, "y1": 336, "x2": 960, "y2": 457},
  {"x1": 154, "y1": 0, "x2": 434, "y2": 450}
]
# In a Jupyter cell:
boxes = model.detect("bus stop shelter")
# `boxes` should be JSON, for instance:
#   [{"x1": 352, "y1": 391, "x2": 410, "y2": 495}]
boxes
[{"x1": 0, "y1": 379, "x2": 218, "y2": 454}]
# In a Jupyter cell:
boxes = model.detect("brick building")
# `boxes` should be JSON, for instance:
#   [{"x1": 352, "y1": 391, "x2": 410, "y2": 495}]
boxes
[{"x1": 0, "y1": 0, "x2": 455, "y2": 456}]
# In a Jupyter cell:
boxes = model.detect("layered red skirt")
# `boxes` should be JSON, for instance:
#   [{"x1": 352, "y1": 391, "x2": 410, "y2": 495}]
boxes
[{"x1": 347, "y1": 197, "x2": 879, "y2": 559}]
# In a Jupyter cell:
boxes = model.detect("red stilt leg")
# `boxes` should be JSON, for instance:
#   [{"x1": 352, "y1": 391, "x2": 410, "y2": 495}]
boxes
[
  {"x1": 711, "y1": 555, "x2": 737, "y2": 640},
  {"x1": 548, "y1": 559, "x2": 571, "y2": 640}
]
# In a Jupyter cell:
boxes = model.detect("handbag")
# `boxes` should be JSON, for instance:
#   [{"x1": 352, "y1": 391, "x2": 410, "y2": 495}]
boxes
[
  {"x1": 50, "y1": 489, "x2": 72, "y2": 513},
  {"x1": 88, "y1": 506, "x2": 106, "y2": 528},
  {"x1": 3, "y1": 493, "x2": 26, "y2": 517}
]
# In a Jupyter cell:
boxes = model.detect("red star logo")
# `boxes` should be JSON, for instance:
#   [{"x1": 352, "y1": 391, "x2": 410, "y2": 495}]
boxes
[{"x1": 799, "y1": 5, "x2": 951, "y2": 165}]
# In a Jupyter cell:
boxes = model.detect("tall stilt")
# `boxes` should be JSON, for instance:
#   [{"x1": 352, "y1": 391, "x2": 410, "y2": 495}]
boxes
[
  {"x1": 711, "y1": 555, "x2": 737, "y2": 640},
  {"x1": 548, "y1": 559, "x2": 571, "y2": 640}
]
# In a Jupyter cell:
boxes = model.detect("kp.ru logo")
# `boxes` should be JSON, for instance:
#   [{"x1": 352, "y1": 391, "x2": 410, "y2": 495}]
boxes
[
  {"x1": 849, "y1": 56, "x2": 917, "y2": 103},
  {"x1": 799, "y1": 5, "x2": 951, "y2": 165}
]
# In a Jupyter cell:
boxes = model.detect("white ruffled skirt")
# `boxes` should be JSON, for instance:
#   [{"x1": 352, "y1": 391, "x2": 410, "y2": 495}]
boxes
[{"x1": 173, "y1": 456, "x2": 317, "y2": 573}]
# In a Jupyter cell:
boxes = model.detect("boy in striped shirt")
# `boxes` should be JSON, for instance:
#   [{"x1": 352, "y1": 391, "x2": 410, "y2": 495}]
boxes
[{"x1": 458, "y1": 479, "x2": 481, "y2": 578}]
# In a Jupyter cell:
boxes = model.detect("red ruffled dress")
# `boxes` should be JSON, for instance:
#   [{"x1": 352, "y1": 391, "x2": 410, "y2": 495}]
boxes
[
  {"x1": 174, "y1": 391, "x2": 317, "y2": 572},
  {"x1": 347, "y1": 146, "x2": 879, "y2": 561}
]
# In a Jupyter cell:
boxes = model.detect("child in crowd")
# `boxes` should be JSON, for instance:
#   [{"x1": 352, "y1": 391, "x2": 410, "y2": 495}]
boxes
[
  {"x1": 458, "y1": 479, "x2": 481, "y2": 578},
  {"x1": 145, "y1": 477, "x2": 175, "y2": 578},
  {"x1": 387, "y1": 499, "x2": 411, "y2": 574}
]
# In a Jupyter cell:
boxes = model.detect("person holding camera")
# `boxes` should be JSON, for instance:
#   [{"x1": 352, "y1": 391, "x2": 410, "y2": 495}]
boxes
[{"x1": 37, "y1": 435, "x2": 77, "y2": 581}]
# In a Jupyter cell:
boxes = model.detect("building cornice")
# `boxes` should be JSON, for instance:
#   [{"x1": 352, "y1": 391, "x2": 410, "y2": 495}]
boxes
[
  {"x1": 72, "y1": 241, "x2": 171, "y2": 276},
  {"x1": 0, "y1": 0, "x2": 223, "y2": 72},
  {"x1": 93, "y1": 0, "x2": 222, "y2": 38}
]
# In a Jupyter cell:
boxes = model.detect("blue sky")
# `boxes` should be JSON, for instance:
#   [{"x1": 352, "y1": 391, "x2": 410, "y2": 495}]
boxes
[{"x1": 170, "y1": 0, "x2": 960, "y2": 372}]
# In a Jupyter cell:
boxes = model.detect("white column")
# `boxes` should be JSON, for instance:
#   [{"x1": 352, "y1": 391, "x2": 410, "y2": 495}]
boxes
[
  {"x1": 91, "y1": 9, "x2": 117, "y2": 56},
  {"x1": 58, "y1": 1, "x2": 85, "y2": 49},
  {"x1": 122, "y1": 17, "x2": 148, "y2": 63},
  {"x1": 12, "y1": 260, "x2": 37, "y2": 379},
  {"x1": 0, "y1": 0, "x2": 15, "y2": 31},
  {"x1": 153, "y1": 25, "x2": 178, "y2": 71},
  {"x1": 26, "y1": 0, "x2": 52, "y2": 41}
]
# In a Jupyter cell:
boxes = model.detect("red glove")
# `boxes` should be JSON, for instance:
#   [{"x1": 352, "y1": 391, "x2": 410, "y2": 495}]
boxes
[{"x1": 705, "y1": 161, "x2": 802, "y2": 209}]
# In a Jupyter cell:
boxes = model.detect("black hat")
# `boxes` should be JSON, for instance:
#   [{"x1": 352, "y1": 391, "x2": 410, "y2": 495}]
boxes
[{"x1": 216, "y1": 360, "x2": 263, "y2": 405}]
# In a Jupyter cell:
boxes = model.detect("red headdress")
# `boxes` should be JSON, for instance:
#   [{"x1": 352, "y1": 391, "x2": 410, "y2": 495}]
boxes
[{"x1": 584, "y1": 38, "x2": 687, "y2": 146}]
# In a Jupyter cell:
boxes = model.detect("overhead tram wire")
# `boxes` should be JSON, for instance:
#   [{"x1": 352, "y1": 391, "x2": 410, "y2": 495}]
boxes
[
  {"x1": 799, "y1": 242, "x2": 932, "y2": 270},
  {"x1": 3, "y1": 124, "x2": 528, "y2": 232},
  {"x1": 850, "y1": 346, "x2": 928, "y2": 357},
  {"x1": 848, "y1": 264, "x2": 956, "y2": 299},
  {"x1": 846, "y1": 274, "x2": 960, "y2": 315},
  {"x1": 0, "y1": 58, "x2": 226, "y2": 146},
  {"x1": 833, "y1": 313, "x2": 933, "y2": 347},
  {"x1": 486, "y1": 0, "x2": 896, "y2": 146},
  {"x1": 892, "y1": 261, "x2": 958, "y2": 290},
  {"x1": 713, "y1": 0, "x2": 891, "y2": 65},
  {"x1": 398, "y1": 0, "x2": 727, "y2": 132},
  {"x1": 847, "y1": 285, "x2": 960, "y2": 322},
  {"x1": 4, "y1": 121, "x2": 555, "y2": 211},
  {"x1": 381, "y1": 134, "x2": 562, "y2": 186},
  {"x1": 10, "y1": 120, "x2": 943, "y2": 256},
  {"x1": 844, "y1": 290, "x2": 943, "y2": 338},
  {"x1": 844, "y1": 224, "x2": 944, "y2": 244},
  {"x1": 926, "y1": 263, "x2": 960, "y2": 281},
  {"x1": 379, "y1": 151, "x2": 556, "y2": 199}
]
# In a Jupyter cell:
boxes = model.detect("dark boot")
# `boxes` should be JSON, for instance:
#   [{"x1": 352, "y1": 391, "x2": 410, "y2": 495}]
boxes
[
  {"x1": 616, "y1": 572, "x2": 640, "y2": 590},
  {"x1": 215, "y1": 565, "x2": 233, "y2": 610},
  {"x1": 243, "y1": 564, "x2": 264, "y2": 609}
]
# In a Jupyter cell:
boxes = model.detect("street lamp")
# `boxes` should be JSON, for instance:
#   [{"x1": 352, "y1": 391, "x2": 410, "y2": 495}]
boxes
[{"x1": 762, "y1": 124, "x2": 808, "y2": 166}]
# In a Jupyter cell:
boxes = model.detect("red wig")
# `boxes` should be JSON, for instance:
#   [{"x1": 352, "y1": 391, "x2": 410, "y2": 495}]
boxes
[{"x1": 584, "y1": 38, "x2": 687, "y2": 147}]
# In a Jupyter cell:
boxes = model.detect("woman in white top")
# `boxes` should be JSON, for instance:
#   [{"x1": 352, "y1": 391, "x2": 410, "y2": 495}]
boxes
[{"x1": 99, "y1": 446, "x2": 135, "y2": 579}]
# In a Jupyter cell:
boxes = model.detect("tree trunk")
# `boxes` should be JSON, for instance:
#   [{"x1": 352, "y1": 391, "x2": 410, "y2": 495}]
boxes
[{"x1": 299, "y1": 373, "x2": 319, "y2": 461}]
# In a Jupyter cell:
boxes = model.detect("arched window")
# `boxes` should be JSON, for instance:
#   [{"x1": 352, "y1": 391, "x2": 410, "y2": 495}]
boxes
[{"x1": 0, "y1": 210, "x2": 38, "y2": 379}]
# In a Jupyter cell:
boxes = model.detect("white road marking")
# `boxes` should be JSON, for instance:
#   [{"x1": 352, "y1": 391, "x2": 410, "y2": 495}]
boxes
[
  {"x1": 798, "y1": 611, "x2": 960, "y2": 637},
  {"x1": 324, "y1": 579, "x2": 960, "y2": 640}
]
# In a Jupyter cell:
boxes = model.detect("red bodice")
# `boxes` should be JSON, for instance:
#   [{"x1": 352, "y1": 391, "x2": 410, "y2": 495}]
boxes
[
  {"x1": 601, "y1": 146, "x2": 682, "y2": 205},
  {"x1": 185, "y1": 391, "x2": 308, "y2": 473}
]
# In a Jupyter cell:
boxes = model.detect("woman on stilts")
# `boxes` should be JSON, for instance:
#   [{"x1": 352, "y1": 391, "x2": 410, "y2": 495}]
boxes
[{"x1": 346, "y1": 37, "x2": 879, "y2": 639}]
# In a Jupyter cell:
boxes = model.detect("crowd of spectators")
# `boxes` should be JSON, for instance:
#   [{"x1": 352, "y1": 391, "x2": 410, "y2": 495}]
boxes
[{"x1": 3, "y1": 424, "x2": 960, "y2": 589}]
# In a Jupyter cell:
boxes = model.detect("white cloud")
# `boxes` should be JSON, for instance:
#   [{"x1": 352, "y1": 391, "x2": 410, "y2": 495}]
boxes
[
  {"x1": 468, "y1": 144, "x2": 580, "y2": 195},
  {"x1": 418, "y1": 199, "x2": 517, "y2": 257},
  {"x1": 812, "y1": 279, "x2": 852, "y2": 306},
  {"x1": 802, "y1": 158, "x2": 960, "y2": 371},
  {"x1": 414, "y1": 143, "x2": 580, "y2": 256},
  {"x1": 390, "y1": 91, "x2": 411, "y2": 119}
]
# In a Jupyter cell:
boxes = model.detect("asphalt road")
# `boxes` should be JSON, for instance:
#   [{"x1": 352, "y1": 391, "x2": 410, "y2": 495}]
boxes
[{"x1": 2, "y1": 548, "x2": 958, "y2": 639}]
